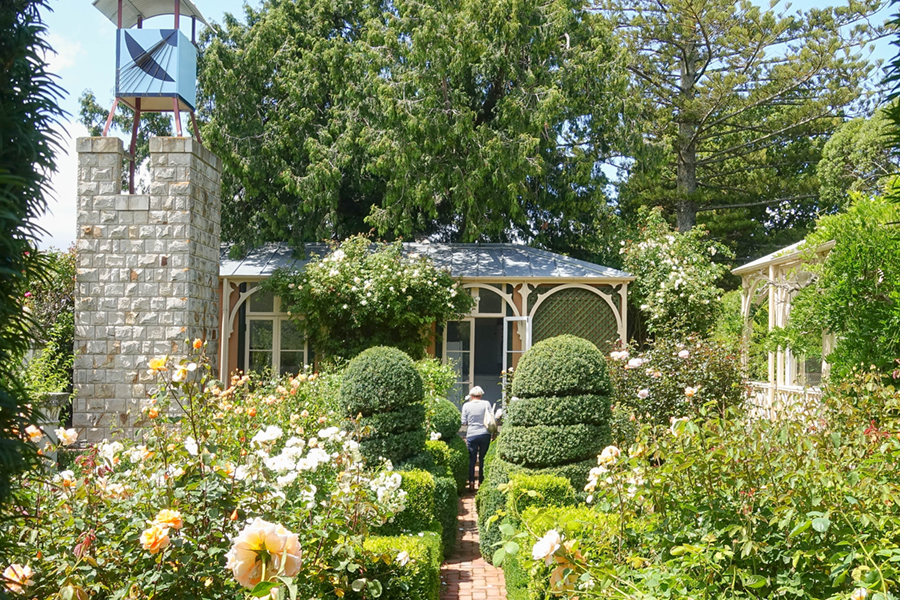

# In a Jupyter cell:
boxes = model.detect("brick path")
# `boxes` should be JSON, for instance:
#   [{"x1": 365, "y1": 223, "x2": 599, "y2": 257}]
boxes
[{"x1": 440, "y1": 491, "x2": 507, "y2": 599}]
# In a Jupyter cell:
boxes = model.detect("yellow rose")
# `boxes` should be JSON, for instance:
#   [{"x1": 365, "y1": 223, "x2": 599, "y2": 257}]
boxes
[
  {"x1": 140, "y1": 524, "x2": 171, "y2": 554},
  {"x1": 2, "y1": 564, "x2": 34, "y2": 594},
  {"x1": 153, "y1": 509, "x2": 184, "y2": 530},
  {"x1": 225, "y1": 518, "x2": 302, "y2": 589},
  {"x1": 193, "y1": 338, "x2": 203, "y2": 349},
  {"x1": 148, "y1": 356, "x2": 168, "y2": 372}
]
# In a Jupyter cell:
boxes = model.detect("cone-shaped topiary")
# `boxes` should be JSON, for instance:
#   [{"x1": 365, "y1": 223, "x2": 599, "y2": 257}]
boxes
[{"x1": 341, "y1": 346, "x2": 426, "y2": 464}]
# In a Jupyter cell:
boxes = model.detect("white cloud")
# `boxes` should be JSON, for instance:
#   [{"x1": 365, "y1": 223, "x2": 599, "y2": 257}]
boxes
[
  {"x1": 36, "y1": 120, "x2": 89, "y2": 251},
  {"x1": 42, "y1": 33, "x2": 85, "y2": 74}
]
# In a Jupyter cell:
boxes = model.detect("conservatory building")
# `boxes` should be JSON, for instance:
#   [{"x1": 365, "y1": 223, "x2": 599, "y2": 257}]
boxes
[{"x1": 219, "y1": 243, "x2": 633, "y2": 406}]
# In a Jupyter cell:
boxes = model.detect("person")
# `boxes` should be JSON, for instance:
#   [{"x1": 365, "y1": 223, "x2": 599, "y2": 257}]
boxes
[{"x1": 460, "y1": 386, "x2": 494, "y2": 490}]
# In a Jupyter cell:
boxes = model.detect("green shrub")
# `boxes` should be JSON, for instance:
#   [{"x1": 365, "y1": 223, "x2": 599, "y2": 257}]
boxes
[
  {"x1": 361, "y1": 531, "x2": 443, "y2": 600},
  {"x1": 510, "y1": 335, "x2": 611, "y2": 398},
  {"x1": 377, "y1": 469, "x2": 437, "y2": 536},
  {"x1": 610, "y1": 404, "x2": 638, "y2": 448},
  {"x1": 433, "y1": 475, "x2": 458, "y2": 557},
  {"x1": 505, "y1": 474, "x2": 576, "y2": 517},
  {"x1": 360, "y1": 429, "x2": 428, "y2": 469},
  {"x1": 341, "y1": 347, "x2": 424, "y2": 416},
  {"x1": 431, "y1": 398, "x2": 462, "y2": 440},
  {"x1": 476, "y1": 483, "x2": 508, "y2": 561},
  {"x1": 502, "y1": 553, "x2": 530, "y2": 600},
  {"x1": 505, "y1": 394, "x2": 611, "y2": 427},
  {"x1": 498, "y1": 424, "x2": 608, "y2": 468},
  {"x1": 445, "y1": 434, "x2": 468, "y2": 492},
  {"x1": 358, "y1": 403, "x2": 426, "y2": 436},
  {"x1": 398, "y1": 440, "x2": 454, "y2": 480},
  {"x1": 608, "y1": 336, "x2": 743, "y2": 425},
  {"x1": 511, "y1": 369, "x2": 900, "y2": 600}
]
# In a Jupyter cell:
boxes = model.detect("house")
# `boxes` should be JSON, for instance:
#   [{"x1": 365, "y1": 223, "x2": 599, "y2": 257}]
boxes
[
  {"x1": 72, "y1": 136, "x2": 632, "y2": 441},
  {"x1": 732, "y1": 239, "x2": 835, "y2": 415},
  {"x1": 219, "y1": 243, "x2": 634, "y2": 406}
]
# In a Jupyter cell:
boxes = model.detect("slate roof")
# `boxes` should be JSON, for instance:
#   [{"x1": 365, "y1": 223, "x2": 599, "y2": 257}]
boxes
[{"x1": 220, "y1": 242, "x2": 633, "y2": 280}]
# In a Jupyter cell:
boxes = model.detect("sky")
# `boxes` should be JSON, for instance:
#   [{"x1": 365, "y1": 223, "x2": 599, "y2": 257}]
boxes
[{"x1": 34, "y1": 0, "x2": 897, "y2": 251}]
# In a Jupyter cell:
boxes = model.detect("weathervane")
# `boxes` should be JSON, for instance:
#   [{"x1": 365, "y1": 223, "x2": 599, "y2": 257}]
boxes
[{"x1": 93, "y1": 0, "x2": 208, "y2": 193}]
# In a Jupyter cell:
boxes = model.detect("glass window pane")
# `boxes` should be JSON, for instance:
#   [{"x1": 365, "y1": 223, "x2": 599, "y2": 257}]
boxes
[
  {"x1": 280, "y1": 320, "x2": 305, "y2": 351},
  {"x1": 249, "y1": 351, "x2": 273, "y2": 374},
  {"x1": 249, "y1": 288, "x2": 275, "y2": 313},
  {"x1": 446, "y1": 321, "x2": 471, "y2": 350},
  {"x1": 478, "y1": 288, "x2": 503, "y2": 314},
  {"x1": 249, "y1": 320, "x2": 274, "y2": 350},
  {"x1": 280, "y1": 351, "x2": 305, "y2": 376}
]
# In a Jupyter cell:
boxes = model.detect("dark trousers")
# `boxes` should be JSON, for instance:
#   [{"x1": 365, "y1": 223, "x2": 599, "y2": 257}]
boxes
[{"x1": 466, "y1": 433, "x2": 491, "y2": 484}]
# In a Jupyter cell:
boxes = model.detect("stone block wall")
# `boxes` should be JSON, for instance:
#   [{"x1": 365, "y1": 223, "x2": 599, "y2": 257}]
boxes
[{"x1": 73, "y1": 137, "x2": 221, "y2": 442}]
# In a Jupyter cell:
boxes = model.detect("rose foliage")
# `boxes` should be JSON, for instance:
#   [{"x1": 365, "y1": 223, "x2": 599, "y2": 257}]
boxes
[
  {"x1": 608, "y1": 336, "x2": 744, "y2": 432},
  {"x1": 500, "y1": 367, "x2": 900, "y2": 600},
  {"x1": 264, "y1": 235, "x2": 474, "y2": 361},
  {"x1": 2, "y1": 341, "x2": 417, "y2": 600}
]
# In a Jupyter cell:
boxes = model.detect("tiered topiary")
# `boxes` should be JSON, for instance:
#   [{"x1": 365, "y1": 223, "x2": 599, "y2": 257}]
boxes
[
  {"x1": 499, "y1": 334, "x2": 612, "y2": 488},
  {"x1": 341, "y1": 346, "x2": 426, "y2": 465},
  {"x1": 477, "y1": 334, "x2": 612, "y2": 561}
]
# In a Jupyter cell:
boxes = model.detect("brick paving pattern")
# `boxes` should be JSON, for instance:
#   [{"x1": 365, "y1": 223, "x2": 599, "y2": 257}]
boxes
[{"x1": 440, "y1": 491, "x2": 507, "y2": 600}]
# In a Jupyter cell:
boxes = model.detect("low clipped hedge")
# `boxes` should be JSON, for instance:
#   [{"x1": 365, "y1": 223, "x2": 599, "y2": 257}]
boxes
[
  {"x1": 477, "y1": 471, "x2": 579, "y2": 562},
  {"x1": 341, "y1": 347, "x2": 424, "y2": 416},
  {"x1": 377, "y1": 469, "x2": 437, "y2": 536},
  {"x1": 361, "y1": 531, "x2": 443, "y2": 600},
  {"x1": 498, "y1": 424, "x2": 608, "y2": 468},
  {"x1": 359, "y1": 429, "x2": 427, "y2": 466},
  {"x1": 510, "y1": 335, "x2": 612, "y2": 398},
  {"x1": 505, "y1": 394, "x2": 612, "y2": 428},
  {"x1": 445, "y1": 435, "x2": 468, "y2": 492},
  {"x1": 505, "y1": 474, "x2": 576, "y2": 517},
  {"x1": 433, "y1": 475, "x2": 459, "y2": 557},
  {"x1": 431, "y1": 398, "x2": 462, "y2": 440},
  {"x1": 358, "y1": 404, "x2": 426, "y2": 436}
]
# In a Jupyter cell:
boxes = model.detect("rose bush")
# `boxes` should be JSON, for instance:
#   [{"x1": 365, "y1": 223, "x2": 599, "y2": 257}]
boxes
[
  {"x1": 1, "y1": 341, "x2": 419, "y2": 600},
  {"x1": 498, "y1": 367, "x2": 900, "y2": 600},
  {"x1": 264, "y1": 235, "x2": 474, "y2": 361},
  {"x1": 608, "y1": 336, "x2": 744, "y2": 435}
]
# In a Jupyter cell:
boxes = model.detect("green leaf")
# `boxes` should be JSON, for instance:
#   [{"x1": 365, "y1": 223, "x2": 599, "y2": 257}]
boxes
[
  {"x1": 250, "y1": 582, "x2": 279, "y2": 597},
  {"x1": 742, "y1": 574, "x2": 767, "y2": 589},
  {"x1": 812, "y1": 517, "x2": 831, "y2": 533},
  {"x1": 351, "y1": 579, "x2": 367, "y2": 592},
  {"x1": 789, "y1": 520, "x2": 812, "y2": 537},
  {"x1": 504, "y1": 541, "x2": 520, "y2": 555},
  {"x1": 493, "y1": 547, "x2": 507, "y2": 566},
  {"x1": 367, "y1": 580, "x2": 383, "y2": 598}
]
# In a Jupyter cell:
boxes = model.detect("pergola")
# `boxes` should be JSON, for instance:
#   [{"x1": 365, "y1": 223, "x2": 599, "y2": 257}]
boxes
[{"x1": 732, "y1": 239, "x2": 835, "y2": 413}]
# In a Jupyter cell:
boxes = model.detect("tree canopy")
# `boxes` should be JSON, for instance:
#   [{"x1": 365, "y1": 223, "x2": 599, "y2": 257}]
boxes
[
  {"x1": 603, "y1": 0, "x2": 884, "y2": 261},
  {"x1": 198, "y1": 0, "x2": 629, "y2": 254}
]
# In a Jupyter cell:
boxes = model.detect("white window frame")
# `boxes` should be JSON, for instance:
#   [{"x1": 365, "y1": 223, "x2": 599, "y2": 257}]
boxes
[{"x1": 244, "y1": 293, "x2": 308, "y2": 375}]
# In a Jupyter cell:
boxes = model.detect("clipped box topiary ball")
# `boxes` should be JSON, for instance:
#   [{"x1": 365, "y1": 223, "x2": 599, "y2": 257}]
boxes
[
  {"x1": 341, "y1": 346, "x2": 425, "y2": 416},
  {"x1": 510, "y1": 335, "x2": 611, "y2": 398},
  {"x1": 431, "y1": 398, "x2": 462, "y2": 440}
]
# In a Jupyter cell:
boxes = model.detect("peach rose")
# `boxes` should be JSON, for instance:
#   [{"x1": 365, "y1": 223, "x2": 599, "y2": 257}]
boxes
[
  {"x1": 193, "y1": 338, "x2": 203, "y2": 349},
  {"x1": 153, "y1": 509, "x2": 184, "y2": 530},
  {"x1": 2, "y1": 564, "x2": 34, "y2": 594},
  {"x1": 24, "y1": 425, "x2": 42, "y2": 443},
  {"x1": 140, "y1": 524, "x2": 171, "y2": 554},
  {"x1": 55, "y1": 428, "x2": 78, "y2": 446},
  {"x1": 225, "y1": 518, "x2": 302, "y2": 589}
]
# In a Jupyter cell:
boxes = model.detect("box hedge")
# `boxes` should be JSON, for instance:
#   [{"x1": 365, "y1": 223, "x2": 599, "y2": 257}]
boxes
[
  {"x1": 361, "y1": 531, "x2": 443, "y2": 600},
  {"x1": 359, "y1": 429, "x2": 428, "y2": 466},
  {"x1": 498, "y1": 424, "x2": 609, "y2": 468},
  {"x1": 505, "y1": 394, "x2": 611, "y2": 428},
  {"x1": 431, "y1": 397, "x2": 462, "y2": 440},
  {"x1": 358, "y1": 403, "x2": 426, "y2": 436},
  {"x1": 377, "y1": 469, "x2": 437, "y2": 536},
  {"x1": 433, "y1": 475, "x2": 459, "y2": 557},
  {"x1": 341, "y1": 347, "x2": 424, "y2": 416},
  {"x1": 341, "y1": 347, "x2": 427, "y2": 465},
  {"x1": 444, "y1": 435, "x2": 468, "y2": 492},
  {"x1": 510, "y1": 335, "x2": 612, "y2": 398}
]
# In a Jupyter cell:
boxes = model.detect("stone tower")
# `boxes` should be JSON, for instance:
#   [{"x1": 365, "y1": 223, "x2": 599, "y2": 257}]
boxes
[{"x1": 73, "y1": 137, "x2": 221, "y2": 442}]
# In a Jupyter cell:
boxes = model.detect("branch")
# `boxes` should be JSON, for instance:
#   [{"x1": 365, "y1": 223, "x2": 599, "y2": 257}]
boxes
[{"x1": 696, "y1": 194, "x2": 817, "y2": 212}]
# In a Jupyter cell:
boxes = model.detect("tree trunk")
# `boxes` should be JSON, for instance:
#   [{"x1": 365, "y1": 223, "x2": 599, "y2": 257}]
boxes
[{"x1": 675, "y1": 42, "x2": 699, "y2": 232}]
